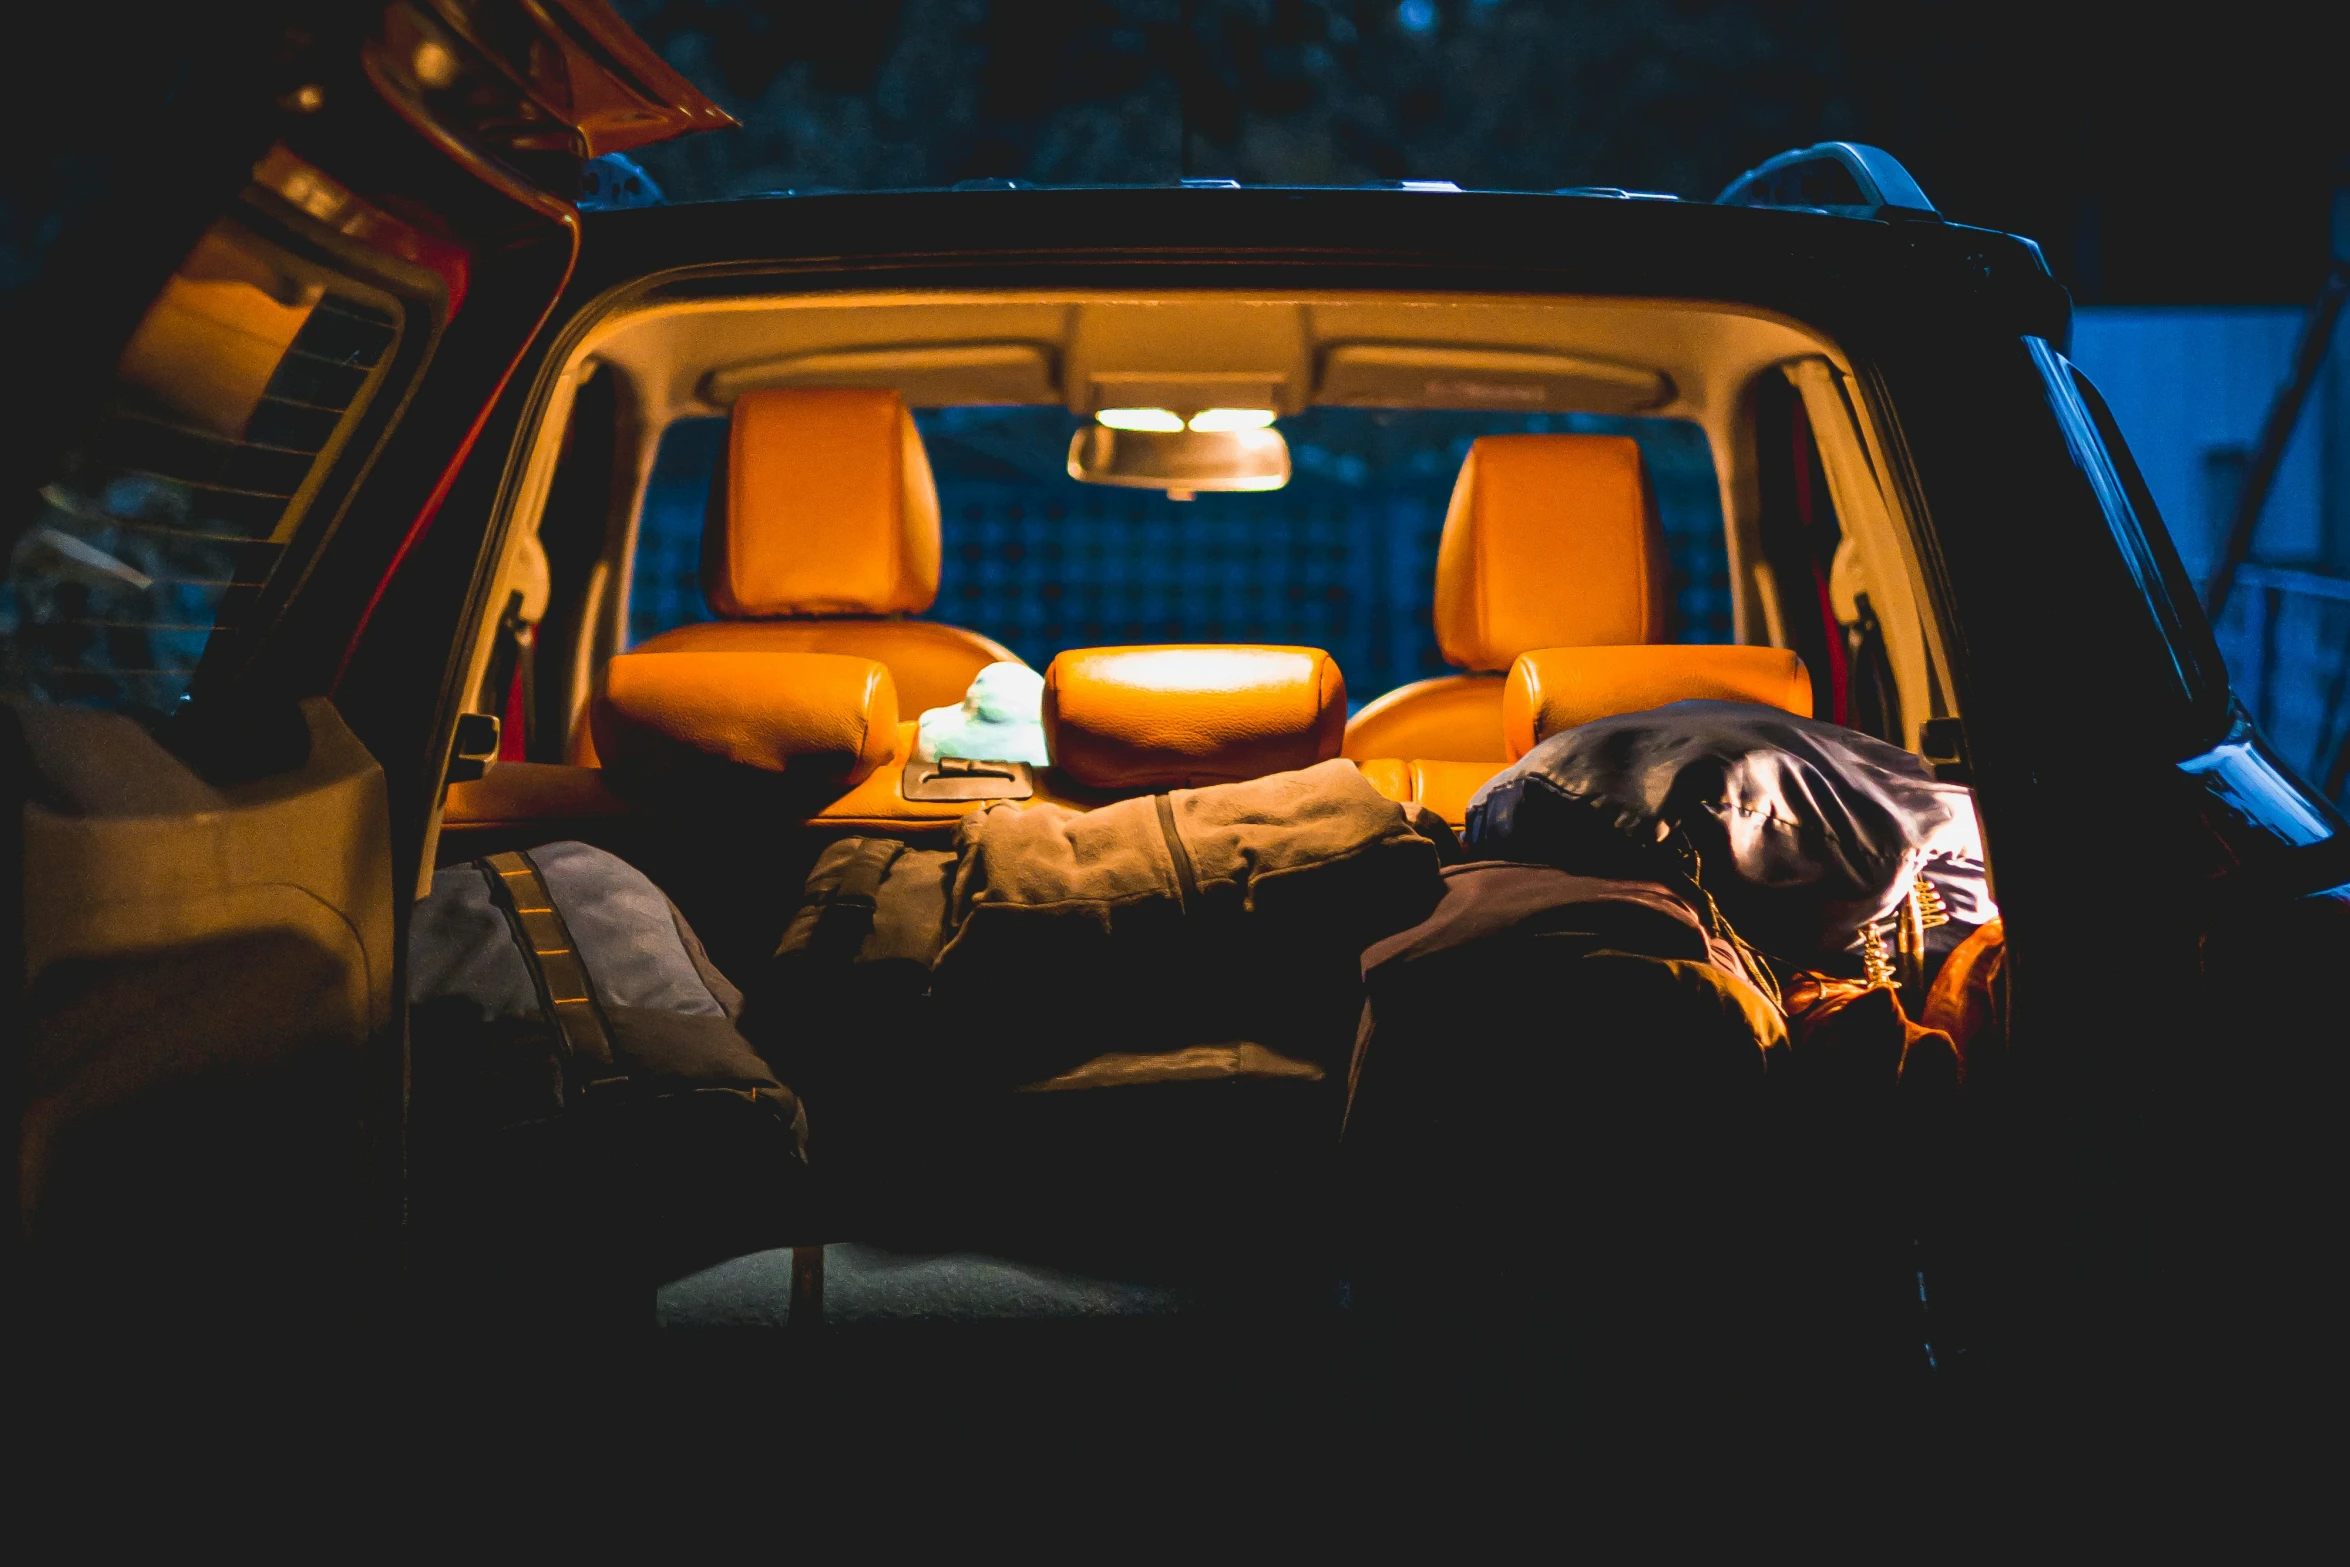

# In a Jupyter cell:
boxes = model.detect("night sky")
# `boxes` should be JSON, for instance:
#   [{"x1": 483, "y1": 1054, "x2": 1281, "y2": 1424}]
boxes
[
  {"x1": 7, "y1": 3, "x2": 2337, "y2": 308},
  {"x1": 613, "y1": 0, "x2": 2347, "y2": 305}
]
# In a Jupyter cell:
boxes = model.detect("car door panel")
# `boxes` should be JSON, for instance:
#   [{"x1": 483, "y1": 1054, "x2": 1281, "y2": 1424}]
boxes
[
  {"x1": 3, "y1": 2, "x2": 730, "y2": 1315},
  {"x1": 14, "y1": 700, "x2": 392, "y2": 1287},
  {"x1": 16, "y1": 700, "x2": 393, "y2": 1026}
]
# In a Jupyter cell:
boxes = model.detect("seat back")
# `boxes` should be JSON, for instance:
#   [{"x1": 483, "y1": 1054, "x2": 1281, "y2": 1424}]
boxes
[
  {"x1": 1434, "y1": 433, "x2": 1668, "y2": 673},
  {"x1": 626, "y1": 387, "x2": 1017, "y2": 722},
  {"x1": 1042, "y1": 644, "x2": 1347, "y2": 794},
  {"x1": 703, "y1": 384, "x2": 937, "y2": 618},
  {"x1": 1343, "y1": 433, "x2": 1665, "y2": 762},
  {"x1": 1501, "y1": 645, "x2": 1811, "y2": 757},
  {"x1": 590, "y1": 648, "x2": 899, "y2": 790}
]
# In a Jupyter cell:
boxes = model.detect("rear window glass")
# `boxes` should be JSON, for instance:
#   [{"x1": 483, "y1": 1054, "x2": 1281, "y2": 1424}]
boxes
[
  {"x1": 1, "y1": 164, "x2": 425, "y2": 725},
  {"x1": 629, "y1": 407, "x2": 1729, "y2": 708}
]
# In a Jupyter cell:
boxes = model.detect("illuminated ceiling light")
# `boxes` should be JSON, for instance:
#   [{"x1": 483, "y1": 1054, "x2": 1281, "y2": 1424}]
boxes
[
  {"x1": 412, "y1": 39, "x2": 461, "y2": 91},
  {"x1": 1186, "y1": 408, "x2": 1277, "y2": 431},
  {"x1": 1096, "y1": 407, "x2": 1184, "y2": 432}
]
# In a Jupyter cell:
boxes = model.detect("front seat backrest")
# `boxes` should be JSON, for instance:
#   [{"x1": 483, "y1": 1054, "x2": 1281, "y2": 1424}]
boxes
[
  {"x1": 1342, "y1": 434, "x2": 1666, "y2": 762},
  {"x1": 628, "y1": 386, "x2": 1019, "y2": 717}
]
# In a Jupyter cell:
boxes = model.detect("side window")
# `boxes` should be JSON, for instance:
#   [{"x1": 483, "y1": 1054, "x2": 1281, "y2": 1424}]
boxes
[
  {"x1": 2051, "y1": 350, "x2": 2231, "y2": 726},
  {"x1": 1753, "y1": 373, "x2": 1902, "y2": 741},
  {"x1": 628, "y1": 415, "x2": 726, "y2": 646},
  {"x1": 2, "y1": 155, "x2": 437, "y2": 733},
  {"x1": 513, "y1": 368, "x2": 634, "y2": 764}
]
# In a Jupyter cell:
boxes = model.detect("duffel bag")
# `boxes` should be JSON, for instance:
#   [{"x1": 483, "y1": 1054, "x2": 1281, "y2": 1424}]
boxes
[
  {"x1": 762, "y1": 760, "x2": 1449, "y2": 1094},
  {"x1": 935, "y1": 757, "x2": 1448, "y2": 1083},
  {"x1": 753, "y1": 764, "x2": 1448, "y2": 1239},
  {"x1": 408, "y1": 840, "x2": 810, "y2": 1290}
]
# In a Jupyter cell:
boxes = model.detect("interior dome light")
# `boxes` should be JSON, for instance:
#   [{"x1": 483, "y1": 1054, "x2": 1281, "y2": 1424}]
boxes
[
  {"x1": 1096, "y1": 407, "x2": 1185, "y2": 432},
  {"x1": 1187, "y1": 408, "x2": 1277, "y2": 431}
]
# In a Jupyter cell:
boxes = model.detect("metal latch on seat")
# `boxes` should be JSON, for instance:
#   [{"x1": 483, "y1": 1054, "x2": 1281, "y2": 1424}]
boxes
[{"x1": 901, "y1": 755, "x2": 1036, "y2": 801}]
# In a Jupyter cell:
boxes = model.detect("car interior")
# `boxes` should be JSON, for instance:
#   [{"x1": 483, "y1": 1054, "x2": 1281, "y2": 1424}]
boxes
[
  {"x1": 446, "y1": 290, "x2": 1946, "y2": 832},
  {"x1": 419, "y1": 286, "x2": 1965, "y2": 1329}
]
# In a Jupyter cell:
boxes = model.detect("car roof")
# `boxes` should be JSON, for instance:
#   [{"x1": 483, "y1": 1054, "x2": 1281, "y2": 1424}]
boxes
[{"x1": 569, "y1": 185, "x2": 2068, "y2": 350}]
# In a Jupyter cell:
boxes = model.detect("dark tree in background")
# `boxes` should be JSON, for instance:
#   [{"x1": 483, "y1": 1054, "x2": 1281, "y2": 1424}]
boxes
[
  {"x1": 614, "y1": 0, "x2": 2341, "y2": 304},
  {"x1": 616, "y1": 1, "x2": 1850, "y2": 201}
]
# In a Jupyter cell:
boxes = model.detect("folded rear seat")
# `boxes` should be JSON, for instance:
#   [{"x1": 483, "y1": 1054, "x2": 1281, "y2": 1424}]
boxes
[
  {"x1": 1040, "y1": 643, "x2": 1347, "y2": 792},
  {"x1": 437, "y1": 647, "x2": 1037, "y2": 867},
  {"x1": 522, "y1": 646, "x2": 908, "y2": 980},
  {"x1": 592, "y1": 648, "x2": 901, "y2": 793}
]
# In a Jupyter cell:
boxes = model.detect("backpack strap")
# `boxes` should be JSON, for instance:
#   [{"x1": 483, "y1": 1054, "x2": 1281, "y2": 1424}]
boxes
[{"x1": 484, "y1": 849, "x2": 621, "y2": 1090}]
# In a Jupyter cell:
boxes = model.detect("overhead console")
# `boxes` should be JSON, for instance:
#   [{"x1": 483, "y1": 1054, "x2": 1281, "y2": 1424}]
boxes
[
  {"x1": 702, "y1": 342, "x2": 1061, "y2": 407},
  {"x1": 659, "y1": 295, "x2": 1755, "y2": 427},
  {"x1": 1314, "y1": 343, "x2": 1672, "y2": 414}
]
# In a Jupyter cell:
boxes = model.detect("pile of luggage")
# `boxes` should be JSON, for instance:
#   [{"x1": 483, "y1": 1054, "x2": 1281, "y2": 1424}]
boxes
[
  {"x1": 410, "y1": 668, "x2": 2007, "y2": 1335},
  {"x1": 401, "y1": 408, "x2": 2020, "y2": 1392},
  {"x1": 1357, "y1": 701, "x2": 2003, "y2": 1400}
]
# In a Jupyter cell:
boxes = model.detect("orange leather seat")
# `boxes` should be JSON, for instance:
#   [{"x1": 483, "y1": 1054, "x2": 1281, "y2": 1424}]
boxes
[
  {"x1": 627, "y1": 386, "x2": 1018, "y2": 721},
  {"x1": 1342, "y1": 434, "x2": 1667, "y2": 763},
  {"x1": 1043, "y1": 644, "x2": 1348, "y2": 795},
  {"x1": 1500, "y1": 644, "x2": 1811, "y2": 757},
  {"x1": 590, "y1": 648, "x2": 899, "y2": 789},
  {"x1": 1354, "y1": 650, "x2": 1812, "y2": 828}
]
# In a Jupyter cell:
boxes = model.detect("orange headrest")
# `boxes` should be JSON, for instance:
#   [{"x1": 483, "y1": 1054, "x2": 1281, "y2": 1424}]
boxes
[
  {"x1": 1434, "y1": 434, "x2": 1667, "y2": 672},
  {"x1": 1043, "y1": 645, "x2": 1348, "y2": 791},
  {"x1": 704, "y1": 387, "x2": 941, "y2": 618},
  {"x1": 1502, "y1": 645, "x2": 1812, "y2": 759},
  {"x1": 591, "y1": 650, "x2": 898, "y2": 786}
]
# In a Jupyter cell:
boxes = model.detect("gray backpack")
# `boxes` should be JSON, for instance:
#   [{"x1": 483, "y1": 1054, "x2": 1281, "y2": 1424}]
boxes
[{"x1": 408, "y1": 840, "x2": 810, "y2": 1285}]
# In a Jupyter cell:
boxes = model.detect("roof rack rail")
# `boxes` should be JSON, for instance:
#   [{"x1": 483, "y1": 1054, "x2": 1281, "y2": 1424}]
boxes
[
  {"x1": 1716, "y1": 143, "x2": 1937, "y2": 221},
  {"x1": 1554, "y1": 186, "x2": 1679, "y2": 201}
]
